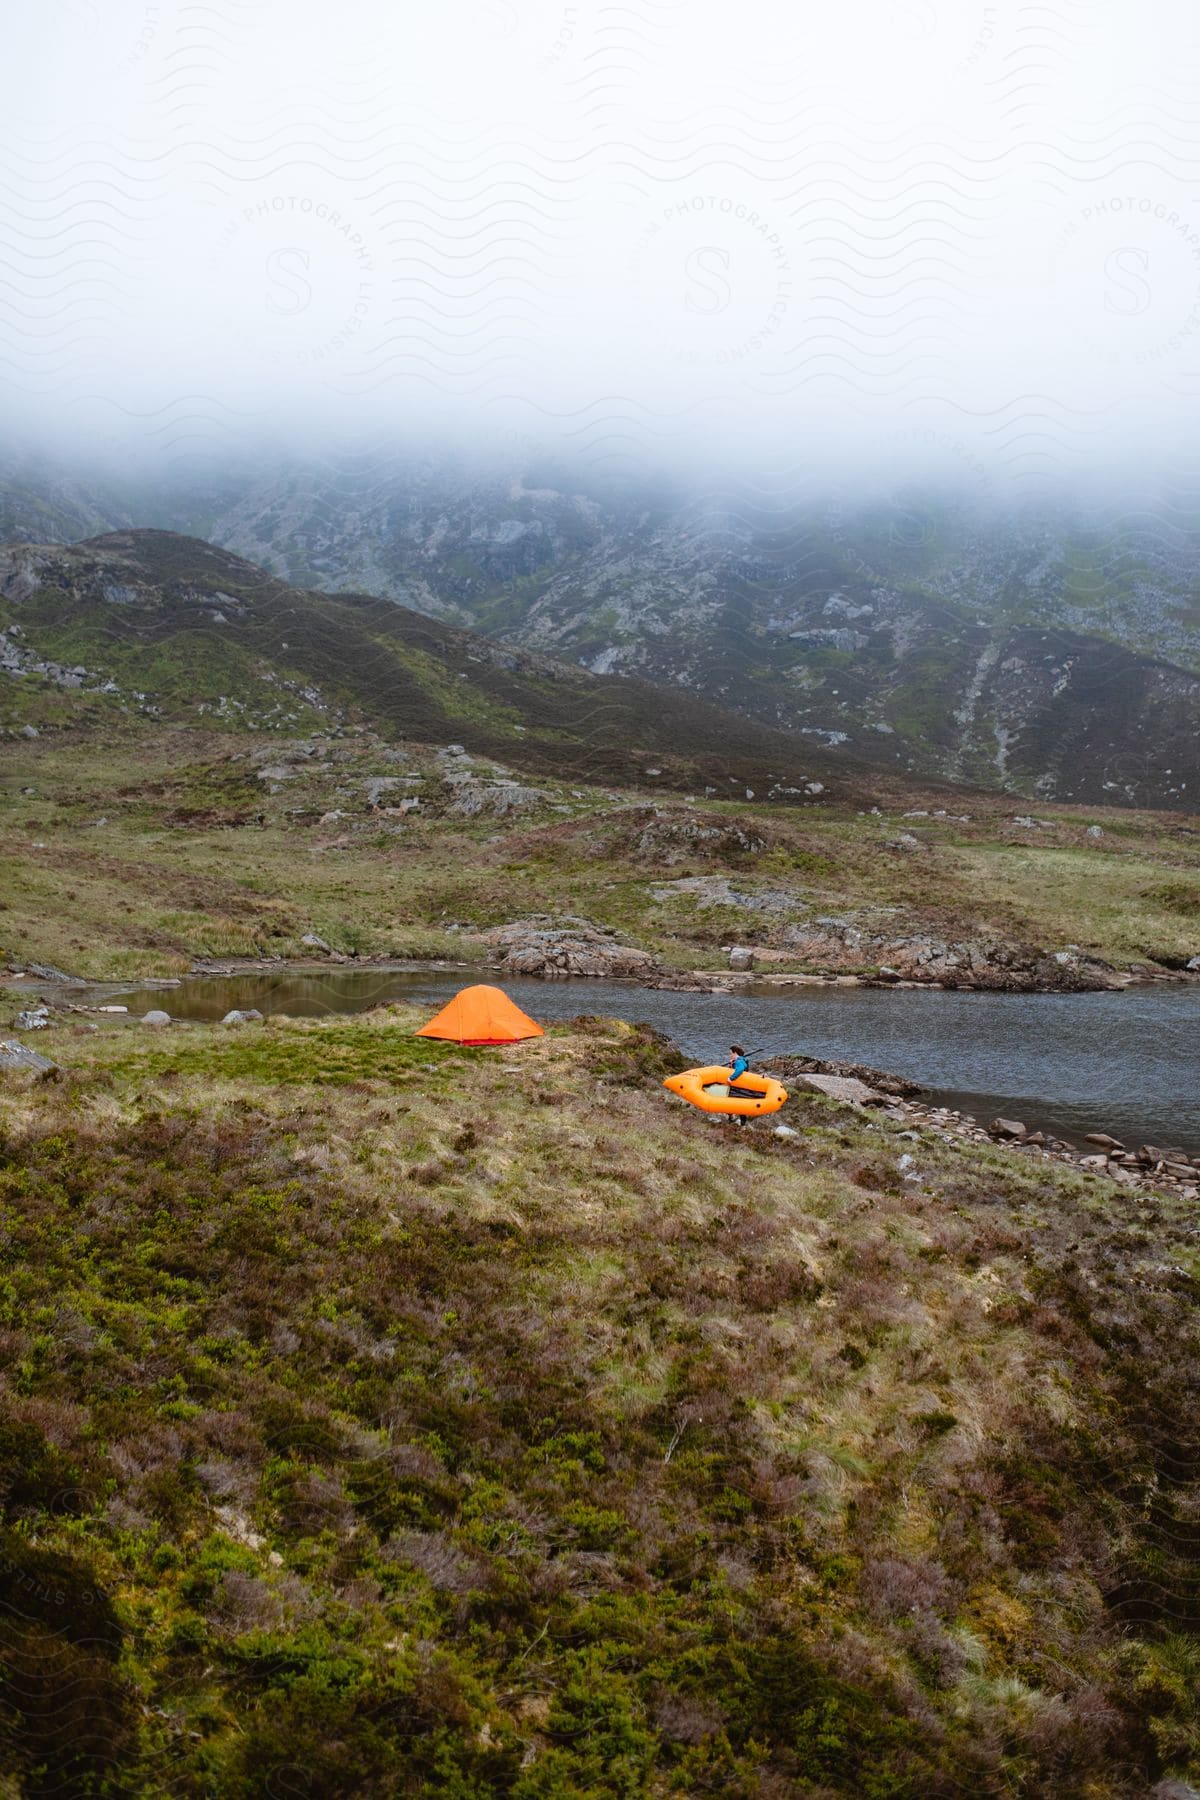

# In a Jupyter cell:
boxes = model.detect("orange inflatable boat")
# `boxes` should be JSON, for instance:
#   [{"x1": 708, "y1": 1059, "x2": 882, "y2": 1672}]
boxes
[{"x1": 663, "y1": 1066, "x2": 789, "y2": 1118}]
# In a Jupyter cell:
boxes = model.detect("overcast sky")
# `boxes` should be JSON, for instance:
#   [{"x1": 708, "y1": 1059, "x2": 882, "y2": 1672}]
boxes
[{"x1": 6, "y1": 0, "x2": 1200, "y2": 492}]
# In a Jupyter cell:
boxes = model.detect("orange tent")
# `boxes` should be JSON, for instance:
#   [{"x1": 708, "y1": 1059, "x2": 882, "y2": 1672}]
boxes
[{"x1": 415, "y1": 984, "x2": 544, "y2": 1046}]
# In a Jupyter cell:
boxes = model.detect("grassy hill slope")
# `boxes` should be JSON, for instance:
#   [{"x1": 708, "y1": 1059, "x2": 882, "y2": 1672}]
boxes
[
  {"x1": 1, "y1": 1007, "x2": 1199, "y2": 1795},
  {"x1": 0, "y1": 530, "x2": 903, "y2": 807},
  {"x1": 1, "y1": 726, "x2": 1198, "y2": 982}
]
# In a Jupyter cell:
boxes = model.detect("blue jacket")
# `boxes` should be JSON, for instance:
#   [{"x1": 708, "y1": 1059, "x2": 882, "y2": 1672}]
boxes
[{"x1": 730, "y1": 1055, "x2": 750, "y2": 1080}]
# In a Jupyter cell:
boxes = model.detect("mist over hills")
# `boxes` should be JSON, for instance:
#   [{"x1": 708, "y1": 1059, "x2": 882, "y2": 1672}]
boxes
[
  {"x1": 2, "y1": 455, "x2": 1199, "y2": 810},
  {"x1": 0, "y1": 526, "x2": 903, "y2": 807}
]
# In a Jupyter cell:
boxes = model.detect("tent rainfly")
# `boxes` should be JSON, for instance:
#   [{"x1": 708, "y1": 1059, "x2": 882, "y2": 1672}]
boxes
[{"x1": 415, "y1": 984, "x2": 544, "y2": 1046}]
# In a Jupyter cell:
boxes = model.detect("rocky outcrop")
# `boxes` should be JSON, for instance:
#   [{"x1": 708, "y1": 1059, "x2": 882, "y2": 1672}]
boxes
[
  {"x1": 777, "y1": 919, "x2": 1120, "y2": 993},
  {"x1": 615, "y1": 808, "x2": 772, "y2": 865},
  {"x1": 483, "y1": 918, "x2": 661, "y2": 980},
  {"x1": 0, "y1": 1037, "x2": 57, "y2": 1074},
  {"x1": 761, "y1": 1054, "x2": 921, "y2": 1099},
  {"x1": 790, "y1": 1073, "x2": 883, "y2": 1106}
]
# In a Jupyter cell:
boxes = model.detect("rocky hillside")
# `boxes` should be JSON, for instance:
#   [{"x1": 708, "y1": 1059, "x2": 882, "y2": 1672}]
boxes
[
  {"x1": 3, "y1": 461, "x2": 1200, "y2": 809},
  {"x1": 0, "y1": 529, "x2": 900, "y2": 807}
]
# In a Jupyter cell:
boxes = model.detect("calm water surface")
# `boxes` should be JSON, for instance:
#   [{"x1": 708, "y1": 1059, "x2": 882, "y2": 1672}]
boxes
[{"x1": 99, "y1": 967, "x2": 1200, "y2": 1154}]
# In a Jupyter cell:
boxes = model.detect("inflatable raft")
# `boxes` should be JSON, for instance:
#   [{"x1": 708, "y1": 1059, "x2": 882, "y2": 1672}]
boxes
[{"x1": 663, "y1": 1066, "x2": 789, "y2": 1118}]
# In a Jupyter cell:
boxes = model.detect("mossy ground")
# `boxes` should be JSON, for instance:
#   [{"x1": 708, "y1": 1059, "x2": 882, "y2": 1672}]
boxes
[
  {"x1": 0, "y1": 726, "x2": 1197, "y2": 980},
  {"x1": 2, "y1": 1007, "x2": 1199, "y2": 1794}
]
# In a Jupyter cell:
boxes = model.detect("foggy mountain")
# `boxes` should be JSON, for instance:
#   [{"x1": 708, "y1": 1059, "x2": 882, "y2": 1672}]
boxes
[{"x1": 3, "y1": 452, "x2": 1198, "y2": 808}]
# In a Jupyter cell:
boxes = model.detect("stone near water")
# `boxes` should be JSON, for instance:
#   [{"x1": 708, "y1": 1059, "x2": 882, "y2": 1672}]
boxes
[
  {"x1": 793, "y1": 1073, "x2": 884, "y2": 1106},
  {"x1": 301, "y1": 932, "x2": 332, "y2": 953},
  {"x1": 0, "y1": 1037, "x2": 56, "y2": 1073},
  {"x1": 989, "y1": 1118, "x2": 1027, "y2": 1140},
  {"x1": 1078, "y1": 1154, "x2": 1109, "y2": 1171},
  {"x1": 141, "y1": 1010, "x2": 171, "y2": 1027},
  {"x1": 485, "y1": 918, "x2": 660, "y2": 981},
  {"x1": 22, "y1": 960, "x2": 76, "y2": 982},
  {"x1": 96, "y1": 1004, "x2": 127, "y2": 1013},
  {"x1": 15, "y1": 1007, "x2": 50, "y2": 1030},
  {"x1": 1084, "y1": 1132, "x2": 1124, "y2": 1151},
  {"x1": 222, "y1": 1009, "x2": 264, "y2": 1026},
  {"x1": 728, "y1": 945, "x2": 755, "y2": 971}
]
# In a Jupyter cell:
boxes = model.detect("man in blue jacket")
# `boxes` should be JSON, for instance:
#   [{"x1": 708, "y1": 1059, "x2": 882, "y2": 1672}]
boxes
[{"x1": 727, "y1": 1044, "x2": 755, "y2": 1096}]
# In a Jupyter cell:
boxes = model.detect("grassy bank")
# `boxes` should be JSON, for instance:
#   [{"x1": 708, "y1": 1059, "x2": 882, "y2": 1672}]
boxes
[
  {"x1": 2, "y1": 1006, "x2": 1199, "y2": 1794},
  {"x1": 1, "y1": 726, "x2": 1197, "y2": 980}
]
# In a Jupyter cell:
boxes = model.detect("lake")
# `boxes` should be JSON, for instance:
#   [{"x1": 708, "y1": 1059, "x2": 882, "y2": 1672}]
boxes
[{"x1": 98, "y1": 967, "x2": 1200, "y2": 1154}]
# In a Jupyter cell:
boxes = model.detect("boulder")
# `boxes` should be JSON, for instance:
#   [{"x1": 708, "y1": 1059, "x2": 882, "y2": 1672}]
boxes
[
  {"x1": 728, "y1": 945, "x2": 755, "y2": 971},
  {"x1": 141, "y1": 1010, "x2": 171, "y2": 1027},
  {"x1": 792, "y1": 1074, "x2": 884, "y2": 1106},
  {"x1": 763, "y1": 1054, "x2": 920, "y2": 1099},
  {"x1": 1078, "y1": 1154, "x2": 1110, "y2": 1171},
  {"x1": 301, "y1": 933, "x2": 332, "y2": 953},
  {"x1": 222, "y1": 1009, "x2": 265, "y2": 1026},
  {"x1": 1084, "y1": 1132, "x2": 1124, "y2": 1151},
  {"x1": 484, "y1": 918, "x2": 660, "y2": 981},
  {"x1": 989, "y1": 1118, "x2": 1027, "y2": 1140},
  {"x1": 0, "y1": 1037, "x2": 56, "y2": 1073},
  {"x1": 15, "y1": 1007, "x2": 50, "y2": 1030},
  {"x1": 441, "y1": 770, "x2": 545, "y2": 817},
  {"x1": 22, "y1": 961, "x2": 77, "y2": 982}
]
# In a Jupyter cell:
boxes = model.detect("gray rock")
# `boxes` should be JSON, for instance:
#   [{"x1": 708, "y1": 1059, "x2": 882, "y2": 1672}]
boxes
[
  {"x1": 15, "y1": 1007, "x2": 50, "y2": 1030},
  {"x1": 728, "y1": 945, "x2": 755, "y2": 971},
  {"x1": 1084, "y1": 1132, "x2": 1124, "y2": 1151},
  {"x1": 484, "y1": 918, "x2": 660, "y2": 981},
  {"x1": 443, "y1": 774, "x2": 544, "y2": 817},
  {"x1": 301, "y1": 933, "x2": 332, "y2": 953},
  {"x1": 772, "y1": 1124, "x2": 800, "y2": 1139},
  {"x1": 20, "y1": 723, "x2": 38, "y2": 738},
  {"x1": 23, "y1": 960, "x2": 77, "y2": 982},
  {"x1": 1187, "y1": 955, "x2": 1200, "y2": 972},
  {"x1": 989, "y1": 1117, "x2": 1027, "y2": 1139},
  {"x1": 0, "y1": 1037, "x2": 56, "y2": 1073},
  {"x1": 793, "y1": 1074, "x2": 883, "y2": 1106},
  {"x1": 141, "y1": 1009, "x2": 171, "y2": 1027},
  {"x1": 222, "y1": 1009, "x2": 264, "y2": 1026}
]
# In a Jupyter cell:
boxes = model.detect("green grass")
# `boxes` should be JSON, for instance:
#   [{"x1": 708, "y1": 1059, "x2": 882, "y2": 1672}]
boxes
[
  {"x1": 1, "y1": 725, "x2": 1198, "y2": 980},
  {"x1": 1, "y1": 1007, "x2": 1199, "y2": 1793}
]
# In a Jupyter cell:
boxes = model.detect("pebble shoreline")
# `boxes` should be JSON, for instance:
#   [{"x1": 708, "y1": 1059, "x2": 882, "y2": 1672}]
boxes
[{"x1": 764, "y1": 1061, "x2": 1200, "y2": 1202}]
